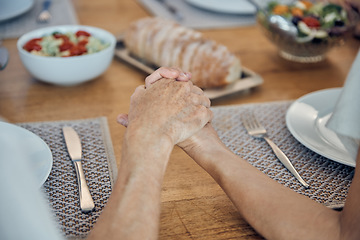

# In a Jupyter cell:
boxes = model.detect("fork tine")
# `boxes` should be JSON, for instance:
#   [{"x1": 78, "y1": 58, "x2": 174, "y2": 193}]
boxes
[
  {"x1": 241, "y1": 113, "x2": 252, "y2": 131},
  {"x1": 250, "y1": 113, "x2": 265, "y2": 130},
  {"x1": 243, "y1": 120, "x2": 251, "y2": 131},
  {"x1": 242, "y1": 111, "x2": 267, "y2": 137},
  {"x1": 242, "y1": 112, "x2": 257, "y2": 130},
  {"x1": 249, "y1": 118, "x2": 257, "y2": 130},
  {"x1": 252, "y1": 115, "x2": 261, "y2": 129}
]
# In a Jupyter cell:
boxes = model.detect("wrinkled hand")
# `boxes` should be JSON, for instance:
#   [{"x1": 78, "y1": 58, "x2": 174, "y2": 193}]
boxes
[
  {"x1": 177, "y1": 123, "x2": 222, "y2": 155},
  {"x1": 117, "y1": 67, "x2": 192, "y2": 127},
  {"x1": 117, "y1": 67, "x2": 213, "y2": 145}
]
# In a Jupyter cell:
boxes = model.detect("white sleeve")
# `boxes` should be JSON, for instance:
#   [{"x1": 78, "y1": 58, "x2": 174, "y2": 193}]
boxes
[{"x1": 326, "y1": 50, "x2": 360, "y2": 160}]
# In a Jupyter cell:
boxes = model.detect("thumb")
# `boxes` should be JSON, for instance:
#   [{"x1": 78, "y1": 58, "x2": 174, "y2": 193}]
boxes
[{"x1": 117, "y1": 113, "x2": 129, "y2": 127}]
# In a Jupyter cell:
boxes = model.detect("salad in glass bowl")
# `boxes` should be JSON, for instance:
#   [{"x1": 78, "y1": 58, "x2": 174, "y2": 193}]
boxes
[{"x1": 257, "y1": 0, "x2": 353, "y2": 63}]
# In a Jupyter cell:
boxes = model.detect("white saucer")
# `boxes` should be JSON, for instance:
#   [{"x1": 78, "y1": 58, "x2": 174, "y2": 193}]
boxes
[
  {"x1": 0, "y1": 0, "x2": 34, "y2": 22},
  {"x1": 185, "y1": 0, "x2": 257, "y2": 15},
  {"x1": 286, "y1": 88, "x2": 355, "y2": 167},
  {"x1": 0, "y1": 122, "x2": 53, "y2": 187}
]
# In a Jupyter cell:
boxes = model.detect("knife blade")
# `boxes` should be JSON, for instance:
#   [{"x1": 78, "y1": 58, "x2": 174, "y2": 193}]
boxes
[
  {"x1": 156, "y1": 0, "x2": 183, "y2": 22},
  {"x1": 62, "y1": 126, "x2": 95, "y2": 213}
]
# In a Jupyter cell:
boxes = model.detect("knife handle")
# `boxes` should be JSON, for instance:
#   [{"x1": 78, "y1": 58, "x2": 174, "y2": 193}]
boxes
[{"x1": 73, "y1": 161, "x2": 95, "y2": 212}]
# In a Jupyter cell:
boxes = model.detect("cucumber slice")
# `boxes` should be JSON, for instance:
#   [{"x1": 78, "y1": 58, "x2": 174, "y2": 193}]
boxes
[
  {"x1": 296, "y1": 33, "x2": 315, "y2": 43},
  {"x1": 315, "y1": 30, "x2": 328, "y2": 38},
  {"x1": 298, "y1": 21, "x2": 312, "y2": 35},
  {"x1": 298, "y1": 21, "x2": 328, "y2": 40},
  {"x1": 324, "y1": 12, "x2": 337, "y2": 23}
]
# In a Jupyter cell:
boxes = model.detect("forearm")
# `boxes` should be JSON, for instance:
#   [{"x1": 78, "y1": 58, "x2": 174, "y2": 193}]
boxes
[
  {"x1": 88, "y1": 130, "x2": 173, "y2": 240},
  {"x1": 185, "y1": 138, "x2": 342, "y2": 240}
]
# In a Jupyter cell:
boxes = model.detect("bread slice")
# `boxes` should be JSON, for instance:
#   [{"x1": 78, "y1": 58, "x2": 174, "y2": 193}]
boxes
[{"x1": 124, "y1": 17, "x2": 242, "y2": 88}]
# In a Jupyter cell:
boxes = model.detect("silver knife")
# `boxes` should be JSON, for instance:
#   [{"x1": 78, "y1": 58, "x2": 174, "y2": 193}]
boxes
[
  {"x1": 62, "y1": 126, "x2": 95, "y2": 213},
  {"x1": 156, "y1": 0, "x2": 183, "y2": 22},
  {"x1": 0, "y1": 40, "x2": 9, "y2": 71}
]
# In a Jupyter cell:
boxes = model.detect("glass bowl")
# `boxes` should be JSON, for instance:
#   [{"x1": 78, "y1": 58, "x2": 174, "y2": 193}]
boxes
[{"x1": 256, "y1": 1, "x2": 353, "y2": 63}]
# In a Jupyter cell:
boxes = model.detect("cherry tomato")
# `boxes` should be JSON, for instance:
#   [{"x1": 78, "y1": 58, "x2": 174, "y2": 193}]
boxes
[
  {"x1": 69, "y1": 44, "x2": 87, "y2": 56},
  {"x1": 75, "y1": 30, "x2": 91, "y2": 37},
  {"x1": 23, "y1": 38, "x2": 42, "y2": 52},
  {"x1": 59, "y1": 41, "x2": 74, "y2": 52},
  {"x1": 302, "y1": 16, "x2": 320, "y2": 29},
  {"x1": 78, "y1": 39, "x2": 88, "y2": 46}
]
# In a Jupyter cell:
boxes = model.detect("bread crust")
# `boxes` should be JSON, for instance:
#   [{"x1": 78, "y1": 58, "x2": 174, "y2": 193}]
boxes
[{"x1": 124, "y1": 17, "x2": 242, "y2": 89}]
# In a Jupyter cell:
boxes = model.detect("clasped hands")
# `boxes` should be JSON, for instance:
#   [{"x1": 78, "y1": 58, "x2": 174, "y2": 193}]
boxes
[{"x1": 117, "y1": 67, "x2": 214, "y2": 148}]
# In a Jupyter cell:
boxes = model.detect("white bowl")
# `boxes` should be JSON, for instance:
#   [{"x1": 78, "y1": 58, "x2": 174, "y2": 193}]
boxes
[{"x1": 17, "y1": 25, "x2": 116, "y2": 86}]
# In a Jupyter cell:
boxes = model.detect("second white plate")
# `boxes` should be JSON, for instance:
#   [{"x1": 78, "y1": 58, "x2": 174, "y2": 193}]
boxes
[
  {"x1": 286, "y1": 88, "x2": 356, "y2": 167},
  {"x1": 185, "y1": 0, "x2": 257, "y2": 15},
  {"x1": 0, "y1": 0, "x2": 34, "y2": 22}
]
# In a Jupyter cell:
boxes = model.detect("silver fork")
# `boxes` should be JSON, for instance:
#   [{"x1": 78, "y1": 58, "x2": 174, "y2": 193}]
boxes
[
  {"x1": 242, "y1": 112, "x2": 309, "y2": 188},
  {"x1": 37, "y1": 0, "x2": 52, "y2": 23}
]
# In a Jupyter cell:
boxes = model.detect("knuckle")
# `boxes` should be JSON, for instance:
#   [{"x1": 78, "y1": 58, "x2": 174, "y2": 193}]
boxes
[
  {"x1": 206, "y1": 97, "x2": 211, "y2": 107},
  {"x1": 193, "y1": 85, "x2": 203, "y2": 93},
  {"x1": 190, "y1": 93, "x2": 199, "y2": 104},
  {"x1": 178, "y1": 81, "x2": 191, "y2": 92},
  {"x1": 158, "y1": 66, "x2": 167, "y2": 72}
]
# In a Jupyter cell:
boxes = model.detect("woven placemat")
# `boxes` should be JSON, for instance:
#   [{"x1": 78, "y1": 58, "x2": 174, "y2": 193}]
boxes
[
  {"x1": 211, "y1": 101, "x2": 355, "y2": 209},
  {"x1": 18, "y1": 117, "x2": 117, "y2": 239}
]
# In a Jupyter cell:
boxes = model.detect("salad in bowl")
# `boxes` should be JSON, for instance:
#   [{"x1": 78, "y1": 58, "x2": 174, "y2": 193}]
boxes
[
  {"x1": 23, "y1": 30, "x2": 110, "y2": 57},
  {"x1": 17, "y1": 25, "x2": 116, "y2": 86},
  {"x1": 257, "y1": 0, "x2": 352, "y2": 62}
]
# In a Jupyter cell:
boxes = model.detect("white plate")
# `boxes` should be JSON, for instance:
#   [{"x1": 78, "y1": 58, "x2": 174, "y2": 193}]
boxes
[
  {"x1": 0, "y1": 122, "x2": 53, "y2": 187},
  {"x1": 0, "y1": 0, "x2": 34, "y2": 22},
  {"x1": 185, "y1": 0, "x2": 257, "y2": 15},
  {"x1": 286, "y1": 88, "x2": 355, "y2": 167}
]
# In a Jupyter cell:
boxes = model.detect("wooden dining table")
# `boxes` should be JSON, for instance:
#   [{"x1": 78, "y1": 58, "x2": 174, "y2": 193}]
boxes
[{"x1": 0, "y1": 0, "x2": 359, "y2": 239}]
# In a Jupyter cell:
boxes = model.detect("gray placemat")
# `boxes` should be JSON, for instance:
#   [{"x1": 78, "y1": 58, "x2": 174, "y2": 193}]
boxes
[
  {"x1": 17, "y1": 117, "x2": 117, "y2": 239},
  {"x1": 211, "y1": 101, "x2": 355, "y2": 209},
  {"x1": 0, "y1": 0, "x2": 78, "y2": 39},
  {"x1": 137, "y1": 0, "x2": 256, "y2": 29}
]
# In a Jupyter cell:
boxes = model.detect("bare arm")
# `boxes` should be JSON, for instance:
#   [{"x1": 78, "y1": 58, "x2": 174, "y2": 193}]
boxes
[
  {"x1": 88, "y1": 129, "x2": 173, "y2": 240},
  {"x1": 179, "y1": 124, "x2": 360, "y2": 240},
  {"x1": 88, "y1": 68, "x2": 211, "y2": 240}
]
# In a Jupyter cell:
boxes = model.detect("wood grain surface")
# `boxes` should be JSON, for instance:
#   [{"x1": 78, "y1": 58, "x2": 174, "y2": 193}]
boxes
[{"x1": 0, "y1": 0, "x2": 359, "y2": 239}]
